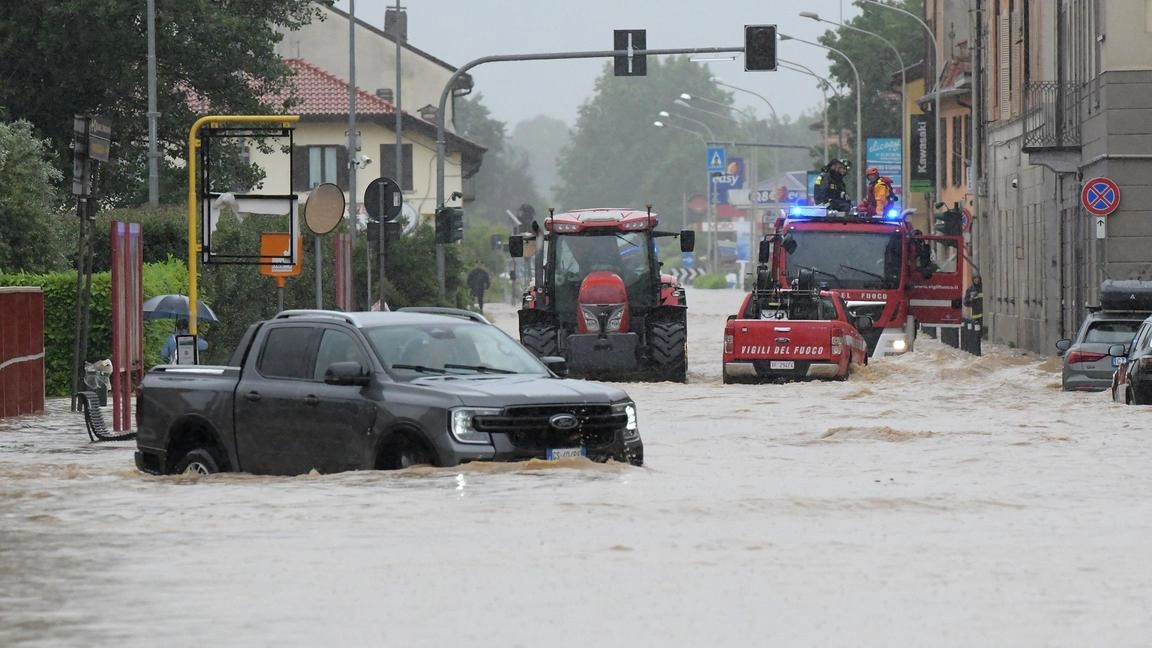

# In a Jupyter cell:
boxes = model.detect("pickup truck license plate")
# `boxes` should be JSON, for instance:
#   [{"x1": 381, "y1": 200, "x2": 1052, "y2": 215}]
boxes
[
  {"x1": 769, "y1": 360, "x2": 795, "y2": 370},
  {"x1": 546, "y1": 447, "x2": 586, "y2": 460}
]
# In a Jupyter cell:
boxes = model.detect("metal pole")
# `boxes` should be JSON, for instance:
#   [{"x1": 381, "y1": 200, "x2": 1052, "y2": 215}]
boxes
[
  {"x1": 314, "y1": 233, "x2": 322, "y2": 308},
  {"x1": 347, "y1": 0, "x2": 362, "y2": 308},
  {"x1": 382, "y1": 0, "x2": 402, "y2": 309},
  {"x1": 779, "y1": 34, "x2": 863, "y2": 201},
  {"x1": 434, "y1": 45, "x2": 744, "y2": 295},
  {"x1": 147, "y1": 0, "x2": 159, "y2": 205},
  {"x1": 860, "y1": 0, "x2": 943, "y2": 206}
]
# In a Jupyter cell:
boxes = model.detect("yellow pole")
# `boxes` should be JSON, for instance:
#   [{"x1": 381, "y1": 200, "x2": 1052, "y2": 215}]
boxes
[{"x1": 186, "y1": 115, "x2": 299, "y2": 335}]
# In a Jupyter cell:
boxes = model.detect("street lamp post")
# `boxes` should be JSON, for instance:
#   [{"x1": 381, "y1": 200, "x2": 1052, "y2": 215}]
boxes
[
  {"x1": 858, "y1": 0, "x2": 943, "y2": 205},
  {"x1": 654, "y1": 115, "x2": 719, "y2": 268},
  {"x1": 776, "y1": 60, "x2": 841, "y2": 160},
  {"x1": 707, "y1": 82, "x2": 783, "y2": 180},
  {"x1": 800, "y1": 11, "x2": 907, "y2": 197},
  {"x1": 779, "y1": 32, "x2": 863, "y2": 201}
]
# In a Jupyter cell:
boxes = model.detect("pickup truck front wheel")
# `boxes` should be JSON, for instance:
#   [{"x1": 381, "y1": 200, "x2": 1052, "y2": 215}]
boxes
[{"x1": 174, "y1": 448, "x2": 221, "y2": 475}]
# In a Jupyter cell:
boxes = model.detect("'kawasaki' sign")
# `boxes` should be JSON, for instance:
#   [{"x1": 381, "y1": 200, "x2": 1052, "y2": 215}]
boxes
[{"x1": 910, "y1": 114, "x2": 935, "y2": 193}]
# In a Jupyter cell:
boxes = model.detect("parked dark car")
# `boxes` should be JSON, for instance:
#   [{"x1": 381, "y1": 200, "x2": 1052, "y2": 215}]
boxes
[
  {"x1": 1109, "y1": 313, "x2": 1152, "y2": 405},
  {"x1": 135, "y1": 309, "x2": 643, "y2": 476},
  {"x1": 1056, "y1": 310, "x2": 1147, "y2": 391}
]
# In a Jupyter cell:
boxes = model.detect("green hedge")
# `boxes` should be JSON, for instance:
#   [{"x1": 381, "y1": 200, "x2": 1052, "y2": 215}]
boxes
[
  {"x1": 0, "y1": 259, "x2": 187, "y2": 396},
  {"x1": 692, "y1": 272, "x2": 730, "y2": 289}
]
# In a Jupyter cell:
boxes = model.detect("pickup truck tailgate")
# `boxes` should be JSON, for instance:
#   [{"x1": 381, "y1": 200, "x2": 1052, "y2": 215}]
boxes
[{"x1": 724, "y1": 320, "x2": 847, "y2": 380}]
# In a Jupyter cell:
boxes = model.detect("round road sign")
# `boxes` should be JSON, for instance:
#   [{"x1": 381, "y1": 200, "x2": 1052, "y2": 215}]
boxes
[
  {"x1": 1081, "y1": 177, "x2": 1120, "y2": 216},
  {"x1": 961, "y1": 207, "x2": 972, "y2": 233},
  {"x1": 364, "y1": 176, "x2": 403, "y2": 222}
]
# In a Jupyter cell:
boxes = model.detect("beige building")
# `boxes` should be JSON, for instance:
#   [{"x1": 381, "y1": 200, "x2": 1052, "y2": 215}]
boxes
[
  {"x1": 974, "y1": 0, "x2": 1152, "y2": 352},
  {"x1": 252, "y1": 6, "x2": 484, "y2": 228}
]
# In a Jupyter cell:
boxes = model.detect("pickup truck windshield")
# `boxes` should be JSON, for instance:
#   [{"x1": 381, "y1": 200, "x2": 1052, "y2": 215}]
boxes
[{"x1": 364, "y1": 322, "x2": 549, "y2": 380}]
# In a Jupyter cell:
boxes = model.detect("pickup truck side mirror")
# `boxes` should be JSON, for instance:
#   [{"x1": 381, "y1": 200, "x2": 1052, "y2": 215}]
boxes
[
  {"x1": 1108, "y1": 344, "x2": 1128, "y2": 359},
  {"x1": 508, "y1": 235, "x2": 524, "y2": 258},
  {"x1": 854, "y1": 315, "x2": 875, "y2": 331},
  {"x1": 1055, "y1": 338, "x2": 1071, "y2": 353},
  {"x1": 540, "y1": 355, "x2": 568, "y2": 377},
  {"x1": 324, "y1": 361, "x2": 371, "y2": 386}
]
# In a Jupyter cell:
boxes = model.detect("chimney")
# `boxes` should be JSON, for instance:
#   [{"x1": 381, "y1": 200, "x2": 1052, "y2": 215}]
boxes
[
  {"x1": 384, "y1": 7, "x2": 407, "y2": 42},
  {"x1": 375, "y1": 88, "x2": 394, "y2": 102}
]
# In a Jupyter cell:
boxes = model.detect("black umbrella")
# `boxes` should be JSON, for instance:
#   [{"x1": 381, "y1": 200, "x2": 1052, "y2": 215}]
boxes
[{"x1": 142, "y1": 294, "x2": 220, "y2": 323}]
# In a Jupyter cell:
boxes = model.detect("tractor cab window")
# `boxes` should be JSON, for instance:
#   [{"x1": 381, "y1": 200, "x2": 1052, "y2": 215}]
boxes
[{"x1": 551, "y1": 231, "x2": 656, "y2": 327}]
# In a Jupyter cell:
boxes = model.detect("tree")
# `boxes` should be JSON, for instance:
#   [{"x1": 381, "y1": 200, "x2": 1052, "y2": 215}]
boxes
[
  {"x1": 510, "y1": 115, "x2": 570, "y2": 206},
  {"x1": 454, "y1": 95, "x2": 545, "y2": 230},
  {"x1": 0, "y1": 120, "x2": 64, "y2": 273},
  {"x1": 817, "y1": 0, "x2": 925, "y2": 169},
  {"x1": 0, "y1": 0, "x2": 324, "y2": 206}
]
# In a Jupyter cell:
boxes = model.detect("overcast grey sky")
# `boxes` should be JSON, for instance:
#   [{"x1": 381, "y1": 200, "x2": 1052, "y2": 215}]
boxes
[{"x1": 336, "y1": 0, "x2": 860, "y2": 128}]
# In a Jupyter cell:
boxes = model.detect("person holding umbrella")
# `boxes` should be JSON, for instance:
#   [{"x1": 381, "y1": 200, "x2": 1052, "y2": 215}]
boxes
[
  {"x1": 160, "y1": 319, "x2": 208, "y2": 364},
  {"x1": 144, "y1": 294, "x2": 219, "y2": 364}
]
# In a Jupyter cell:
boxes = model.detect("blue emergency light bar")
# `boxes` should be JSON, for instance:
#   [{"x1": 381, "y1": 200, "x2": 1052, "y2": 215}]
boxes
[
  {"x1": 883, "y1": 207, "x2": 902, "y2": 220},
  {"x1": 788, "y1": 205, "x2": 830, "y2": 218}
]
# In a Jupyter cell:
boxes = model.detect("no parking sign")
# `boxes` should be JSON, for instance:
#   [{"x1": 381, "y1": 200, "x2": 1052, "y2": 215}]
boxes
[{"x1": 1081, "y1": 177, "x2": 1120, "y2": 216}]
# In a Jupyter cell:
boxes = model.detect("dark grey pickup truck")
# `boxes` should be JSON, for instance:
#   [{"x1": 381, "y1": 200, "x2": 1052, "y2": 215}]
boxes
[{"x1": 135, "y1": 309, "x2": 643, "y2": 476}]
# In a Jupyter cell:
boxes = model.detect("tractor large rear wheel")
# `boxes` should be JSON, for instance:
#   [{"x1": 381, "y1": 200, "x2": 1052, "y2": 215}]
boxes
[
  {"x1": 648, "y1": 320, "x2": 687, "y2": 383},
  {"x1": 521, "y1": 323, "x2": 560, "y2": 358}
]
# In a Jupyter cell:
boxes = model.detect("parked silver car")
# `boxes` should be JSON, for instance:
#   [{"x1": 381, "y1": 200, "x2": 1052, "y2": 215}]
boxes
[{"x1": 1056, "y1": 310, "x2": 1148, "y2": 391}]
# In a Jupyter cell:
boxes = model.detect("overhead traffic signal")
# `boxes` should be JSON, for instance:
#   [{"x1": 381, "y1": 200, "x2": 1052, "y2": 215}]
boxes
[{"x1": 744, "y1": 24, "x2": 777, "y2": 71}]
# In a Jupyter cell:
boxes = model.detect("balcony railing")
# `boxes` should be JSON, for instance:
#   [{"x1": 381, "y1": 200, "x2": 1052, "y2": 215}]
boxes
[{"x1": 1023, "y1": 82, "x2": 1082, "y2": 151}]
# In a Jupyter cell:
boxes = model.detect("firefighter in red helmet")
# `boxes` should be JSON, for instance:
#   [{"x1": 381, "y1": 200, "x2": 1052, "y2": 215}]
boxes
[{"x1": 861, "y1": 167, "x2": 897, "y2": 217}]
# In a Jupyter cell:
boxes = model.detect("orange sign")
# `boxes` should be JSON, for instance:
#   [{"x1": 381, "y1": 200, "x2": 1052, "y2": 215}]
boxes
[{"x1": 259, "y1": 233, "x2": 303, "y2": 278}]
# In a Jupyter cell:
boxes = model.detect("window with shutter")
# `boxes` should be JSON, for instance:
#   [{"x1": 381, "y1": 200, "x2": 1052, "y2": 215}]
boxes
[
  {"x1": 951, "y1": 115, "x2": 962, "y2": 187},
  {"x1": 296, "y1": 145, "x2": 347, "y2": 190},
  {"x1": 379, "y1": 143, "x2": 414, "y2": 191},
  {"x1": 999, "y1": 14, "x2": 1011, "y2": 120}
]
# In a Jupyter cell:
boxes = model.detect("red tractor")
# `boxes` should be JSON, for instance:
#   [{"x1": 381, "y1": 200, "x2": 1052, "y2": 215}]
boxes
[{"x1": 508, "y1": 208, "x2": 695, "y2": 382}]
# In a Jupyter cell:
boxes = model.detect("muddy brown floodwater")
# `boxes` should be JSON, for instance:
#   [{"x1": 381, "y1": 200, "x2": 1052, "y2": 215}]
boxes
[{"x1": 2, "y1": 288, "x2": 1151, "y2": 647}]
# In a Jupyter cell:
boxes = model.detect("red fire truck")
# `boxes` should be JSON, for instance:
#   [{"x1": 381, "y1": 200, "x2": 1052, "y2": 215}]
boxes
[{"x1": 761, "y1": 205, "x2": 965, "y2": 358}]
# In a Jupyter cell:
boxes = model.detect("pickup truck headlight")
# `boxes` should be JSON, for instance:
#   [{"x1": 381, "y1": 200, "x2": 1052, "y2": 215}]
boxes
[
  {"x1": 450, "y1": 408, "x2": 499, "y2": 444},
  {"x1": 613, "y1": 401, "x2": 639, "y2": 440}
]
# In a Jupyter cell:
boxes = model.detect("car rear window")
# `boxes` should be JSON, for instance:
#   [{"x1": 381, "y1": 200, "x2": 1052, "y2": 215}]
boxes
[{"x1": 1083, "y1": 321, "x2": 1141, "y2": 344}]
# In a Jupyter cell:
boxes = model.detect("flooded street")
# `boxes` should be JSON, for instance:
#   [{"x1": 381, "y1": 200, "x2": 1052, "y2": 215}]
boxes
[{"x1": 3, "y1": 287, "x2": 1151, "y2": 647}]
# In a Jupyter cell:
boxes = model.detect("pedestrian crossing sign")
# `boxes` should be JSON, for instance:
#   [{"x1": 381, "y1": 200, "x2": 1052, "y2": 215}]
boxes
[{"x1": 707, "y1": 146, "x2": 726, "y2": 172}]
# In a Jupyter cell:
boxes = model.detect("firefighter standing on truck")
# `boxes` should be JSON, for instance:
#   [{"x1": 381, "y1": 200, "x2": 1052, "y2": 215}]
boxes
[
  {"x1": 861, "y1": 167, "x2": 896, "y2": 217},
  {"x1": 813, "y1": 159, "x2": 852, "y2": 212}
]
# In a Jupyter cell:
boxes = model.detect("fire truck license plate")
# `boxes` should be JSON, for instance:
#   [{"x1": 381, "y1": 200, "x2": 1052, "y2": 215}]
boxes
[
  {"x1": 770, "y1": 360, "x2": 795, "y2": 370},
  {"x1": 546, "y1": 447, "x2": 586, "y2": 460}
]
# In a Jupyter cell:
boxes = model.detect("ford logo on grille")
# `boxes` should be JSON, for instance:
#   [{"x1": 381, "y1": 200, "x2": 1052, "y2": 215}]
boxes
[{"x1": 549, "y1": 413, "x2": 579, "y2": 431}]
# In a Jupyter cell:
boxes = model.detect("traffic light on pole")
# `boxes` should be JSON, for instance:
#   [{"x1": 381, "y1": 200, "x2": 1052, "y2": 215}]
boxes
[
  {"x1": 435, "y1": 207, "x2": 450, "y2": 244},
  {"x1": 435, "y1": 206, "x2": 464, "y2": 243},
  {"x1": 934, "y1": 208, "x2": 962, "y2": 236},
  {"x1": 744, "y1": 25, "x2": 777, "y2": 71},
  {"x1": 449, "y1": 207, "x2": 464, "y2": 242}
]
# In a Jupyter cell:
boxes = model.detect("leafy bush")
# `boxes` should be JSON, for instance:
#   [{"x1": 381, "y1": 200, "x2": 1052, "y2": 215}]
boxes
[
  {"x1": 692, "y1": 272, "x2": 730, "y2": 289},
  {"x1": 0, "y1": 259, "x2": 188, "y2": 396}
]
